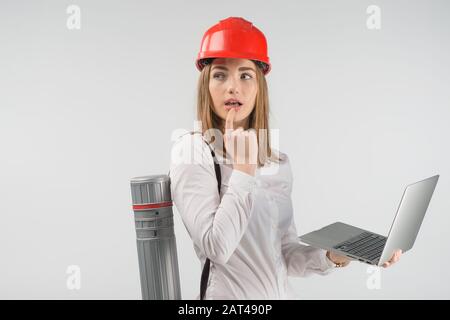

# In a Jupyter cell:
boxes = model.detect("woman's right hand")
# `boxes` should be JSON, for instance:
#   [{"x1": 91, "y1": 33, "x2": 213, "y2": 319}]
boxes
[{"x1": 224, "y1": 108, "x2": 258, "y2": 176}]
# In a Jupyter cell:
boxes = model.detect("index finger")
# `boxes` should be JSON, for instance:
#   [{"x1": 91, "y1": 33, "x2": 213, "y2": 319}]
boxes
[{"x1": 225, "y1": 108, "x2": 236, "y2": 133}]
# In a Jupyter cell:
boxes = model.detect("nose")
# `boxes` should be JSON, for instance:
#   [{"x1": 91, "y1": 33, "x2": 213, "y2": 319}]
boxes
[{"x1": 227, "y1": 76, "x2": 240, "y2": 94}]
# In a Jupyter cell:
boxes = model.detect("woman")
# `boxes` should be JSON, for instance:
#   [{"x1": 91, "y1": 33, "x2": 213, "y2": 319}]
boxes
[{"x1": 169, "y1": 17, "x2": 401, "y2": 300}]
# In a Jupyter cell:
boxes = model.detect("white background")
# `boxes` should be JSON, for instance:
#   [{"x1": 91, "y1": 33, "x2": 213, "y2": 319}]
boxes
[{"x1": 0, "y1": 0, "x2": 449, "y2": 299}]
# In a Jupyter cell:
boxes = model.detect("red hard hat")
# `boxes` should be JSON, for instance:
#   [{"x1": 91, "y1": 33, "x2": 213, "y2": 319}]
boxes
[{"x1": 196, "y1": 17, "x2": 271, "y2": 75}]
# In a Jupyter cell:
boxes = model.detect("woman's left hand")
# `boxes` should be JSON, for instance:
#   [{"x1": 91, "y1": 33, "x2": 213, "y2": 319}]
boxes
[
  {"x1": 380, "y1": 249, "x2": 402, "y2": 268},
  {"x1": 327, "y1": 249, "x2": 402, "y2": 268}
]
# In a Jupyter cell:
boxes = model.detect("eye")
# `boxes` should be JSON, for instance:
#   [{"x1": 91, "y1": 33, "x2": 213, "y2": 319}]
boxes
[
  {"x1": 212, "y1": 72, "x2": 226, "y2": 80},
  {"x1": 241, "y1": 73, "x2": 253, "y2": 80}
]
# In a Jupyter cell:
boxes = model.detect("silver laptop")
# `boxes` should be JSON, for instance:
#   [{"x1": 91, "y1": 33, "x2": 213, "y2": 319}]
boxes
[{"x1": 298, "y1": 175, "x2": 439, "y2": 266}]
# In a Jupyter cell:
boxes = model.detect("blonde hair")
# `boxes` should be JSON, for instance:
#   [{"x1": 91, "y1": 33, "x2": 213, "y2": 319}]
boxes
[{"x1": 196, "y1": 60, "x2": 281, "y2": 168}]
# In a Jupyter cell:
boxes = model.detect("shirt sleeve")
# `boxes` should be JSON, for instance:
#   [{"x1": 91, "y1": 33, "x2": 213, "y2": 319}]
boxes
[
  {"x1": 169, "y1": 133, "x2": 256, "y2": 265},
  {"x1": 279, "y1": 152, "x2": 336, "y2": 277},
  {"x1": 281, "y1": 215, "x2": 336, "y2": 277}
]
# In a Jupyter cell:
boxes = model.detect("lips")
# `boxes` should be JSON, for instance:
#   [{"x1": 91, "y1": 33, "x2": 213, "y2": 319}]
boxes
[{"x1": 224, "y1": 98, "x2": 243, "y2": 111}]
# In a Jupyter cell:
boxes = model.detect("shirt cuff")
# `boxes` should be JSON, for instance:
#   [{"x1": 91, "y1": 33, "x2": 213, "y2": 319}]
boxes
[{"x1": 229, "y1": 169, "x2": 257, "y2": 192}]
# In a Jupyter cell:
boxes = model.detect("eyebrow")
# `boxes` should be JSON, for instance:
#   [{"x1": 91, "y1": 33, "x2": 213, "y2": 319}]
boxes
[{"x1": 211, "y1": 66, "x2": 256, "y2": 72}]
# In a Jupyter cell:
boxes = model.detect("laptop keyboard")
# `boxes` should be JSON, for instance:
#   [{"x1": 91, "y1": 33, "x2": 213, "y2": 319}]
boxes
[{"x1": 333, "y1": 231, "x2": 387, "y2": 261}]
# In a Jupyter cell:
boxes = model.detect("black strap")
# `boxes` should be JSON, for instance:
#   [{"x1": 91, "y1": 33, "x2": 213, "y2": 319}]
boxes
[{"x1": 200, "y1": 145, "x2": 221, "y2": 300}]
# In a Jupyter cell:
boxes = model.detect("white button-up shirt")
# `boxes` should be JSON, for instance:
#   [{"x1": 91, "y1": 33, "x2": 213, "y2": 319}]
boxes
[{"x1": 169, "y1": 132, "x2": 335, "y2": 299}]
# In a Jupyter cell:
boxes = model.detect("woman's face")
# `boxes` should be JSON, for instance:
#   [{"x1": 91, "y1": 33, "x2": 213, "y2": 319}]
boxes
[{"x1": 209, "y1": 58, "x2": 258, "y2": 128}]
